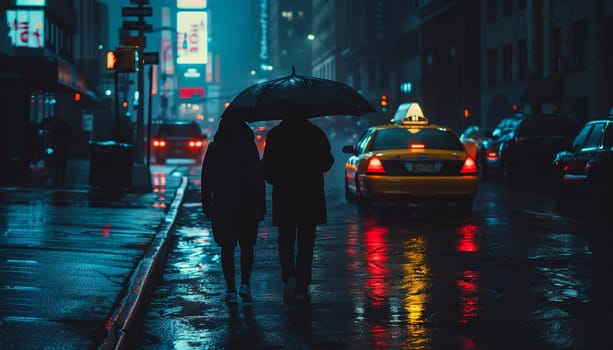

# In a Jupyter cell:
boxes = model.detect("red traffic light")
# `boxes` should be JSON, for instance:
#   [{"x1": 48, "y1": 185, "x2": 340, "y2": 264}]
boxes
[{"x1": 380, "y1": 95, "x2": 388, "y2": 107}]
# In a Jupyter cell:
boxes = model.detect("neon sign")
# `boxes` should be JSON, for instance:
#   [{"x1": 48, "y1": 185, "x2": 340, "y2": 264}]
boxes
[
  {"x1": 177, "y1": 11, "x2": 208, "y2": 65},
  {"x1": 7, "y1": 10, "x2": 44, "y2": 48}
]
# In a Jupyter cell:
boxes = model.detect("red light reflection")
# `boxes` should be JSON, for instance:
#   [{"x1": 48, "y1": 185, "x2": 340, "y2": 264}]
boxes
[
  {"x1": 365, "y1": 224, "x2": 389, "y2": 308},
  {"x1": 101, "y1": 224, "x2": 111, "y2": 237},
  {"x1": 152, "y1": 172, "x2": 166, "y2": 187},
  {"x1": 457, "y1": 223, "x2": 480, "y2": 252},
  {"x1": 457, "y1": 270, "x2": 480, "y2": 324},
  {"x1": 364, "y1": 222, "x2": 390, "y2": 349},
  {"x1": 152, "y1": 172, "x2": 168, "y2": 209}
]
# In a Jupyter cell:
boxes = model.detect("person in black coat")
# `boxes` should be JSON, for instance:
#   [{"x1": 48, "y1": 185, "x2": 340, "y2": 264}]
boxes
[
  {"x1": 262, "y1": 116, "x2": 334, "y2": 303},
  {"x1": 201, "y1": 118, "x2": 266, "y2": 304}
]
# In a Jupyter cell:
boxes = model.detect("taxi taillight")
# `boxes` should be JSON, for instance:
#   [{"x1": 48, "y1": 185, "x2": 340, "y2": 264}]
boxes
[
  {"x1": 460, "y1": 157, "x2": 477, "y2": 175},
  {"x1": 366, "y1": 157, "x2": 385, "y2": 174}
]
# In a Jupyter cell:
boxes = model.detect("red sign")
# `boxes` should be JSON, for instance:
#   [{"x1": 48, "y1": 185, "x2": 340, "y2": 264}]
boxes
[{"x1": 179, "y1": 87, "x2": 205, "y2": 99}]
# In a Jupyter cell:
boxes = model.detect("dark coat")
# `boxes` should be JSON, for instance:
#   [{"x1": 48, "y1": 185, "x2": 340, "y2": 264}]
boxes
[
  {"x1": 201, "y1": 119, "x2": 266, "y2": 246},
  {"x1": 262, "y1": 118, "x2": 334, "y2": 227}
]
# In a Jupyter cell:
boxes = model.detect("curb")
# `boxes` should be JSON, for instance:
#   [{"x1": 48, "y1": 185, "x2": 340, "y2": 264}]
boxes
[{"x1": 98, "y1": 176, "x2": 189, "y2": 350}]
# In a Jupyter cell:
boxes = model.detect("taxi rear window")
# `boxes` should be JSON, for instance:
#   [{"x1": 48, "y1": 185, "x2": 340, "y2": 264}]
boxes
[
  {"x1": 371, "y1": 128, "x2": 464, "y2": 151},
  {"x1": 158, "y1": 124, "x2": 201, "y2": 137}
]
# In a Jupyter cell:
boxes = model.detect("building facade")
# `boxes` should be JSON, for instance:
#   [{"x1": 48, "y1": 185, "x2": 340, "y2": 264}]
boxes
[
  {"x1": 481, "y1": 0, "x2": 613, "y2": 128},
  {"x1": 1, "y1": 0, "x2": 107, "y2": 185}
]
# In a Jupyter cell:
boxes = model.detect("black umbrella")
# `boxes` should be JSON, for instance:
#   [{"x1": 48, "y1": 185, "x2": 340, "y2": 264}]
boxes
[{"x1": 220, "y1": 67, "x2": 375, "y2": 122}]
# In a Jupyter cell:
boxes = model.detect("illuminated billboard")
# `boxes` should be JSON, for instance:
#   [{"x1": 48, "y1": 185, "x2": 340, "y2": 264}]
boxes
[
  {"x1": 16, "y1": 0, "x2": 46, "y2": 5},
  {"x1": 7, "y1": 10, "x2": 45, "y2": 48},
  {"x1": 177, "y1": 11, "x2": 208, "y2": 65},
  {"x1": 177, "y1": 0, "x2": 206, "y2": 9}
]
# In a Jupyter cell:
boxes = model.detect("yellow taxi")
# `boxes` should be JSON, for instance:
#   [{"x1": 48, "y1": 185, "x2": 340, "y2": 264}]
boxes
[{"x1": 341, "y1": 103, "x2": 478, "y2": 215}]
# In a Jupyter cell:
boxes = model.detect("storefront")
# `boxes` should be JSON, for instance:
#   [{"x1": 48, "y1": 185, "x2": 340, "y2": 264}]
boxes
[{"x1": 0, "y1": 54, "x2": 103, "y2": 185}]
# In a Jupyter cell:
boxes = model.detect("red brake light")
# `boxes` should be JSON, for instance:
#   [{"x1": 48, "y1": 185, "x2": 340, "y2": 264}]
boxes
[
  {"x1": 153, "y1": 139, "x2": 166, "y2": 148},
  {"x1": 461, "y1": 157, "x2": 477, "y2": 175},
  {"x1": 366, "y1": 157, "x2": 385, "y2": 174},
  {"x1": 410, "y1": 143, "x2": 425, "y2": 149},
  {"x1": 486, "y1": 151, "x2": 497, "y2": 159},
  {"x1": 188, "y1": 140, "x2": 204, "y2": 148}
]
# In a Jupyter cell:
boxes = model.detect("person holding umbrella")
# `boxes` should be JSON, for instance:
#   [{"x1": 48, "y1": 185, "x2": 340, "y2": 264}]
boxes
[
  {"x1": 262, "y1": 109, "x2": 335, "y2": 303},
  {"x1": 201, "y1": 118, "x2": 266, "y2": 305},
  {"x1": 220, "y1": 68, "x2": 374, "y2": 303}
]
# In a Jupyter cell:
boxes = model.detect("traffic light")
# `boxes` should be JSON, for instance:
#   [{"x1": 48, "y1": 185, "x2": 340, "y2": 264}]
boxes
[
  {"x1": 464, "y1": 108, "x2": 470, "y2": 118},
  {"x1": 117, "y1": 47, "x2": 138, "y2": 72},
  {"x1": 106, "y1": 51, "x2": 117, "y2": 70},
  {"x1": 106, "y1": 47, "x2": 138, "y2": 72},
  {"x1": 380, "y1": 95, "x2": 388, "y2": 113}
]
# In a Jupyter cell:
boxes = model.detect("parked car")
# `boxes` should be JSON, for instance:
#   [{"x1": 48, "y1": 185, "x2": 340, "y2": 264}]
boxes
[
  {"x1": 552, "y1": 116, "x2": 613, "y2": 212},
  {"x1": 499, "y1": 114, "x2": 577, "y2": 186},
  {"x1": 459, "y1": 125, "x2": 488, "y2": 160},
  {"x1": 151, "y1": 121, "x2": 208, "y2": 164},
  {"x1": 342, "y1": 107, "x2": 478, "y2": 216},
  {"x1": 476, "y1": 113, "x2": 524, "y2": 179}
]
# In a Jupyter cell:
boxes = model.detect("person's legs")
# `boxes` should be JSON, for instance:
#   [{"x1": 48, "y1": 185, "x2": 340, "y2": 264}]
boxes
[
  {"x1": 278, "y1": 225, "x2": 297, "y2": 302},
  {"x1": 295, "y1": 224, "x2": 316, "y2": 296},
  {"x1": 238, "y1": 239, "x2": 254, "y2": 302},
  {"x1": 278, "y1": 225, "x2": 297, "y2": 282},
  {"x1": 221, "y1": 243, "x2": 237, "y2": 303},
  {"x1": 238, "y1": 241, "x2": 254, "y2": 286}
]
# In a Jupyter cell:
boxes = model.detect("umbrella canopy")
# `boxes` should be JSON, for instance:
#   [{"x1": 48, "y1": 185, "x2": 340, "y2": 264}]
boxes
[{"x1": 221, "y1": 68, "x2": 375, "y2": 122}]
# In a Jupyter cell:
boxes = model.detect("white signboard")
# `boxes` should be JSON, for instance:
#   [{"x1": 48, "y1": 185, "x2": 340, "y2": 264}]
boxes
[
  {"x1": 7, "y1": 10, "x2": 45, "y2": 48},
  {"x1": 177, "y1": 0, "x2": 206, "y2": 9},
  {"x1": 177, "y1": 11, "x2": 208, "y2": 65},
  {"x1": 16, "y1": 0, "x2": 46, "y2": 6}
]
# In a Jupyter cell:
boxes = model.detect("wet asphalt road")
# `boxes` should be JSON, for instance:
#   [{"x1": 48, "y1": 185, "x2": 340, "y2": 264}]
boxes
[{"x1": 129, "y1": 159, "x2": 613, "y2": 350}]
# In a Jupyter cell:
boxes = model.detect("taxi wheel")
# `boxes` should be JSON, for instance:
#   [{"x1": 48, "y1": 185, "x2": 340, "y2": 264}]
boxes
[
  {"x1": 590, "y1": 174, "x2": 611, "y2": 214},
  {"x1": 477, "y1": 155, "x2": 488, "y2": 181},
  {"x1": 345, "y1": 177, "x2": 357, "y2": 203},
  {"x1": 503, "y1": 159, "x2": 517, "y2": 187},
  {"x1": 354, "y1": 180, "x2": 372, "y2": 209}
]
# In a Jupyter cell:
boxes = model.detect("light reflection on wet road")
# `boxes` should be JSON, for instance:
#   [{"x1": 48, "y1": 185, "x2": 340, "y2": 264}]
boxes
[{"x1": 132, "y1": 163, "x2": 612, "y2": 350}]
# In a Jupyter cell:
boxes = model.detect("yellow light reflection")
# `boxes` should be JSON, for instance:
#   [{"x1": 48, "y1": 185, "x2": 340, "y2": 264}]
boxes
[{"x1": 402, "y1": 236, "x2": 431, "y2": 348}]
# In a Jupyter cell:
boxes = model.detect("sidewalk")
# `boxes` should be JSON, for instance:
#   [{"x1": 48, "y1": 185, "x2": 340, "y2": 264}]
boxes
[{"x1": 0, "y1": 158, "x2": 188, "y2": 350}]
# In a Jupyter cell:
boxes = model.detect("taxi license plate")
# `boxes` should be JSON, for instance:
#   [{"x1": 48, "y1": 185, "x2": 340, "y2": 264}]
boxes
[
  {"x1": 173, "y1": 149, "x2": 183, "y2": 155},
  {"x1": 410, "y1": 162, "x2": 434, "y2": 173}
]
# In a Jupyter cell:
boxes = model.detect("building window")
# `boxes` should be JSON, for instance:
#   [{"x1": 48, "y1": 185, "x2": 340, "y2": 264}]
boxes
[
  {"x1": 398, "y1": 29, "x2": 419, "y2": 60},
  {"x1": 488, "y1": 0, "x2": 497, "y2": 22},
  {"x1": 488, "y1": 48, "x2": 497, "y2": 85},
  {"x1": 552, "y1": 27, "x2": 561, "y2": 72},
  {"x1": 502, "y1": 0, "x2": 512, "y2": 17},
  {"x1": 503, "y1": 44, "x2": 512, "y2": 82},
  {"x1": 572, "y1": 18, "x2": 588, "y2": 70},
  {"x1": 518, "y1": 39, "x2": 527, "y2": 80}
]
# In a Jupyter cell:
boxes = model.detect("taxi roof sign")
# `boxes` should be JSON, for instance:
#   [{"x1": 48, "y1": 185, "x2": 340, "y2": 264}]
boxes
[{"x1": 392, "y1": 102, "x2": 428, "y2": 125}]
